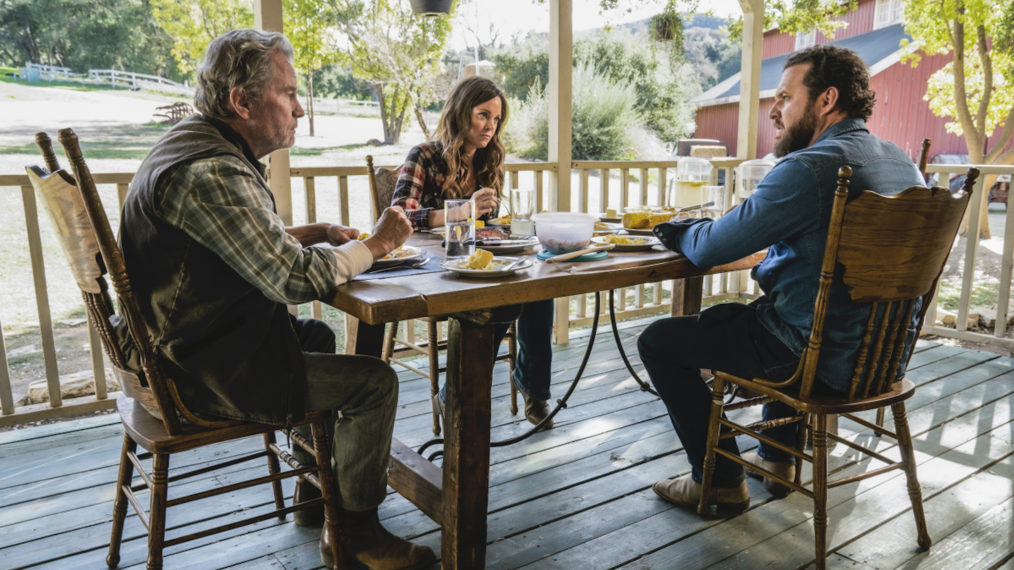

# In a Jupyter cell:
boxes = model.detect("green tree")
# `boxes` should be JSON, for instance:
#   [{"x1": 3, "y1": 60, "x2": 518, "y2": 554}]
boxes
[
  {"x1": 0, "y1": 0, "x2": 175, "y2": 77},
  {"x1": 329, "y1": 0, "x2": 454, "y2": 144},
  {"x1": 901, "y1": 0, "x2": 1013, "y2": 238},
  {"x1": 150, "y1": 0, "x2": 253, "y2": 76},
  {"x1": 285, "y1": 0, "x2": 340, "y2": 136}
]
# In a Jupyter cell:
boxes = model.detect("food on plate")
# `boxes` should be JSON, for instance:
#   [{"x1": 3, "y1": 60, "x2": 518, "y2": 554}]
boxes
[
  {"x1": 622, "y1": 211, "x2": 674, "y2": 229},
  {"x1": 491, "y1": 214, "x2": 511, "y2": 225},
  {"x1": 381, "y1": 245, "x2": 415, "y2": 260},
  {"x1": 475, "y1": 219, "x2": 485, "y2": 229},
  {"x1": 598, "y1": 235, "x2": 652, "y2": 245},
  {"x1": 605, "y1": 208, "x2": 618, "y2": 218},
  {"x1": 476, "y1": 226, "x2": 511, "y2": 240},
  {"x1": 593, "y1": 221, "x2": 612, "y2": 230},
  {"x1": 358, "y1": 232, "x2": 369, "y2": 240},
  {"x1": 466, "y1": 248, "x2": 494, "y2": 270}
]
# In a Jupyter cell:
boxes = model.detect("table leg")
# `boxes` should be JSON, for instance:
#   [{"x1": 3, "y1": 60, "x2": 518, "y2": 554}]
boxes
[
  {"x1": 670, "y1": 275, "x2": 704, "y2": 317},
  {"x1": 347, "y1": 317, "x2": 386, "y2": 357},
  {"x1": 441, "y1": 314, "x2": 495, "y2": 568}
]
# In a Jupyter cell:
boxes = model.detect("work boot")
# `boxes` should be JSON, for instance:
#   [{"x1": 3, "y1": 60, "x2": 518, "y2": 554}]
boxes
[
  {"x1": 292, "y1": 479, "x2": 324, "y2": 527},
  {"x1": 652, "y1": 474, "x2": 749, "y2": 515},
  {"x1": 320, "y1": 508, "x2": 436, "y2": 569},
  {"x1": 522, "y1": 392, "x2": 554, "y2": 429},
  {"x1": 742, "y1": 451, "x2": 796, "y2": 498}
]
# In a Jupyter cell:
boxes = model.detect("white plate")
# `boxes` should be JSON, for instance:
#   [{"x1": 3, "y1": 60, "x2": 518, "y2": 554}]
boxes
[
  {"x1": 371, "y1": 245, "x2": 423, "y2": 268},
  {"x1": 477, "y1": 236, "x2": 540, "y2": 254},
  {"x1": 441, "y1": 256, "x2": 533, "y2": 278},
  {"x1": 591, "y1": 235, "x2": 660, "y2": 251},
  {"x1": 620, "y1": 227, "x2": 656, "y2": 236}
]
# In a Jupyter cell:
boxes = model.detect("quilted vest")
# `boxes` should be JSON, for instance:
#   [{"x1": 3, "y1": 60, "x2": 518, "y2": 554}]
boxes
[{"x1": 119, "y1": 115, "x2": 305, "y2": 425}]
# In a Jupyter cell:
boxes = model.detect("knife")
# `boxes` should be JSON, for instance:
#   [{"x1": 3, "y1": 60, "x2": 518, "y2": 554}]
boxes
[{"x1": 546, "y1": 243, "x2": 615, "y2": 263}]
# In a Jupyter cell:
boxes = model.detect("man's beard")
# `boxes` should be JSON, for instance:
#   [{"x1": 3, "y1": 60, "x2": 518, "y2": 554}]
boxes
[{"x1": 774, "y1": 105, "x2": 817, "y2": 158}]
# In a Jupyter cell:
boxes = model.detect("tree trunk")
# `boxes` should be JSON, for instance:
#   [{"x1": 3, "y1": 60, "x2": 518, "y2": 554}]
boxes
[
  {"x1": 375, "y1": 82, "x2": 395, "y2": 145},
  {"x1": 414, "y1": 105, "x2": 430, "y2": 140},
  {"x1": 306, "y1": 70, "x2": 315, "y2": 137}
]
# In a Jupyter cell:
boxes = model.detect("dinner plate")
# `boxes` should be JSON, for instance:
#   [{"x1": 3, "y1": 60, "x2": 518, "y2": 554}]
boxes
[
  {"x1": 599, "y1": 214, "x2": 622, "y2": 223},
  {"x1": 441, "y1": 256, "x2": 533, "y2": 278},
  {"x1": 621, "y1": 227, "x2": 656, "y2": 236},
  {"x1": 591, "y1": 235, "x2": 660, "y2": 251},
  {"x1": 371, "y1": 245, "x2": 423, "y2": 268},
  {"x1": 477, "y1": 236, "x2": 540, "y2": 254}
]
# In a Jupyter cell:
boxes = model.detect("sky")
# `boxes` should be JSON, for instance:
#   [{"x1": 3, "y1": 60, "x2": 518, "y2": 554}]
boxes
[{"x1": 449, "y1": 0, "x2": 743, "y2": 51}]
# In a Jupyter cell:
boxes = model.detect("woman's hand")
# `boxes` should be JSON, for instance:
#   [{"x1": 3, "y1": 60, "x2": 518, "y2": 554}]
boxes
[{"x1": 471, "y1": 187, "x2": 499, "y2": 217}]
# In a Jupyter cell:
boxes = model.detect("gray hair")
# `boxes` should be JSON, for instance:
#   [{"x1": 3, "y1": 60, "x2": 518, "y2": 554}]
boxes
[{"x1": 194, "y1": 29, "x2": 294, "y2": 121}]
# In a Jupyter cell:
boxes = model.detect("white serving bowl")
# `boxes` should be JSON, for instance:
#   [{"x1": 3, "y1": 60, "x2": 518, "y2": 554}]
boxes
[{"x1": 532, "y1": 212, "x2": 596, "y2": 254}]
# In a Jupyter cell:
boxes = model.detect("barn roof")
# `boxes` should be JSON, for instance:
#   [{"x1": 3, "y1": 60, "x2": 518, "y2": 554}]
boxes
[{"x1": 693, "y1": 23, "x2": 910, "y2": 107}]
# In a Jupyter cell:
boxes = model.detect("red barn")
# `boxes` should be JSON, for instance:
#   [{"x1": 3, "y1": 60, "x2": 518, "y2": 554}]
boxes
[{"x1": 691, "y1": 0, "x2": 983, "y2": 162}]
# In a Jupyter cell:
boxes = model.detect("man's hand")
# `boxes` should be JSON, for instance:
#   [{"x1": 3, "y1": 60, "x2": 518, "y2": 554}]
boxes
[
  {"x1": 363, "y1": 206, "x2": 412, "y2": 260},
  {"x1": 324, "y1": 224, "x2": 360, "y2": 245}
]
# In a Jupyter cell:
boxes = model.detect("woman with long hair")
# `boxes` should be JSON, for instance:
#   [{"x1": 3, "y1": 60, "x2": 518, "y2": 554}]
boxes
[{"x1": 392, "y1": 76, "x2": 555, "y2": 429}]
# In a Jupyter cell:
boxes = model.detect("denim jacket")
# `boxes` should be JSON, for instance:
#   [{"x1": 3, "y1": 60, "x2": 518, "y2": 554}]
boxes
[{"x1": 654, "y1": 119, "x2": 925, "y2": 391}]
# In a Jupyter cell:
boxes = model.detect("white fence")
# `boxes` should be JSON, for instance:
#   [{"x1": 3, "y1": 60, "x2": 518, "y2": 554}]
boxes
[{"x1": 88, "y1": 69, "x2": 194, "y2": 97}]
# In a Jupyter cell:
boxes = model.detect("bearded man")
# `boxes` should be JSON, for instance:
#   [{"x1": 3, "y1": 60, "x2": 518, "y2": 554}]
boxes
[{"x1": 637, "y1": 44, "x2": 925, "y2": 513}]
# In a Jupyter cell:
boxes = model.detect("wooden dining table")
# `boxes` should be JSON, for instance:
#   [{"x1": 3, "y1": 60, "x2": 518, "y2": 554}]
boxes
[{"x1": 324, "y1": 231, "x2": 764, "y2": 569}]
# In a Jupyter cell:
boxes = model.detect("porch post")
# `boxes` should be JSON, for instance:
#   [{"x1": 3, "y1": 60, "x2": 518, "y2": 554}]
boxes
[
  {"x1": 549, "y1": 0, "x2": 573, "y2": 345},
  {"x1": 737, "y1": 0, "x2": 764, "y2": 160},
  {"x1": 255, "y1": 0, "x2": 295, "y2": 225}
]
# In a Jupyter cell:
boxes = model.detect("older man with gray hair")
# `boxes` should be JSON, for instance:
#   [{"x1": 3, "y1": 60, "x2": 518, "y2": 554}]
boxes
[{"x1": 118, "y1": 29, "x2": 433, "y2": 569}]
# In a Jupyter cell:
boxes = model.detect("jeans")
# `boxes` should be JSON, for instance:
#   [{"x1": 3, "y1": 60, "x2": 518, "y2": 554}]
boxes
[
  {"x1": 292, "y1": 318, "x2": 398, "y2": 512},
  {"x1": 439, "y1": 299, "x2": 555, "y2": 403},
  {"x1": 636, "y1": 302, "x2": 801, "y2": 487}
]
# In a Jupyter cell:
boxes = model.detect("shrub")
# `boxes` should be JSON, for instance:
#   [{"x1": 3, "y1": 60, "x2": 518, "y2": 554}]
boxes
[{"x1": 506, "y1": 65, "x2": 639, "y2": 161}]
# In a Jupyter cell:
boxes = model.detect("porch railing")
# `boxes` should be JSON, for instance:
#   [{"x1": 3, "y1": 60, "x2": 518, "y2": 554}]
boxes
[{"x1": 2, "y1": 159, "x2": 1005, "y2": 426}]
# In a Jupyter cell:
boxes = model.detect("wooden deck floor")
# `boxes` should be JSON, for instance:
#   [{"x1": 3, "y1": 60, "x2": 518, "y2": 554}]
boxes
[{"x1": 1, "y1": 319, "x2": 1013, "y2": 569}]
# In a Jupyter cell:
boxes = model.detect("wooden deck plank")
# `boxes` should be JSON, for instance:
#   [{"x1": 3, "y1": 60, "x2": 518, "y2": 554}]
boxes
[{"x1": 2, "y1": 337, "x2": 1013, "y2": 569}]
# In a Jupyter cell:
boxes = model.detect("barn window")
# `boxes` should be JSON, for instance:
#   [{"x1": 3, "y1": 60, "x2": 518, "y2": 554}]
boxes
[
  {"x1": 874, "y1": 0, "x2": 903, "y2": 28},
  {"x1": 795, "y1": 28, "x2": 816, "y2": 50}
]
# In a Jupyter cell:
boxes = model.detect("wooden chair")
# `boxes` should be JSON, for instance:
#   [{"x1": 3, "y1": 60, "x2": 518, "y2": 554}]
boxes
[
  {"x1": 698, "y1": 165, "x2": 979, "y2": 569},
  {"x1": 28, "y1": 129, "x2": 343, "y2": 569},
  {"x1": 365, "y1": 155, "x2": 518, "y2": 435}
]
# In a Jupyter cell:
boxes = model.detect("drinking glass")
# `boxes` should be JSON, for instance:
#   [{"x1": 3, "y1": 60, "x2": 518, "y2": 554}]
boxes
[
  {"x1": 444, "y1": 199, "x2": 476, "y2": 259},
  {"x1": 510, "y1": 188, "x2": 536, "y2": 235}
]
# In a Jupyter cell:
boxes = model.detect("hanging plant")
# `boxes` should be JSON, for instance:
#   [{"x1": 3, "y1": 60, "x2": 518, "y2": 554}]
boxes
[
  {"x1": 651, "y1": 1, "x2": 684, "y2": 44},
  {"x1": 409, "y1": 0, "x2": 454, "y2": 16}
]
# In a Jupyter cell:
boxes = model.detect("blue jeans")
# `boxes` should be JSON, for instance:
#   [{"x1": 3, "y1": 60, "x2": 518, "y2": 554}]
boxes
[
  {"x1": 292, "y1": 318, "x2": 398, "y2": 512},
  {"x1": 439, "y1": 299, "x2": 554, "y2": 403},
  {"x1": 637, "y1": 302, "x2": 802, "y2": 487}
]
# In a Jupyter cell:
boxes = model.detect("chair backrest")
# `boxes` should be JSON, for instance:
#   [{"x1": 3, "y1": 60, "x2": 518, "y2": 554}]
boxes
[
  {"x1": 798, "y1": 165, "x2": 978, "y2": 400},
  {"x1": 366, "y1": 154, "x2": 398, "y2": 222},
  {"x1": 28, "y1": 129, "x2": 226, "y2": 434},
  {"x1": 917, "y1": 138, "x2": 931, "y2": 181}
]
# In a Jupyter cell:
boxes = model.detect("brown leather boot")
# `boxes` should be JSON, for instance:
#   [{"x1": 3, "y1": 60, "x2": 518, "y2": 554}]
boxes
[
  {"x1": 522, "y1": 392, "x2": 554, "y2": 429},
  {"x1": 320, "y1": 508, "x2": 436, "y2": 569},
  {"x1": 292, "y1": 479, "x2": 324, "y2": 527}
]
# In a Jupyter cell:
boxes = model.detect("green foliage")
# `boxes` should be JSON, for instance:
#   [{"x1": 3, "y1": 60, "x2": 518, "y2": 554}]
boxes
[
  {"x1": 901, "y1": 0, "x2": 1014, "y2": 164},
  {"x1": 727, "y1": 0, "x2": 857, "y2": 39},
  {"x1": 328, "y1": 0, "x2": 454, "y2": 144},
  {"x1": 508, "y1": 65, "x2": 638, "y2": 161},
  {"x1": 490, "y1": 49, "x2": 549, "y2": 102},
  {"x1": 0, "y1": 0, "x2": 177, "y2": 78},
  {"x1": 683, "y1": 24, "x2": 740, "y2": 86},
  {"x1": 574, "y1": 34, "x2": 693, "y2": 143},
  {"x1": 150, "y1": 0, "x2": 253, "y2": 76},
  {"x1": 311, "y1": 64, "x2": 375, "y2": 100}
]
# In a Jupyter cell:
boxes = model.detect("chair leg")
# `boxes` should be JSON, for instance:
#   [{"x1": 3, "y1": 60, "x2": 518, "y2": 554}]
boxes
[
  {"x1": 891, "y1": 402, "x2": 932, "y2": 550},
  {"x1": 508, "y1": 321, "x2": 518, "y2": 416},
  {"x1": 147, "y1": 452, "x2": 170, "y2": 570},
  {"x1": 263, "y1": 431, "x2": 286, "y2": 517},
  {"x1": 106, "y1": 434, "x2": 136, "y2": 568},
  {"x1": 875, "y1": 407, "x2": 886, "y2": 428},
  {"x1": 697, "y1": 375, "x2": 727, "y2": 515},
  {"x1": 811, "y1": 413, "x2": 829, "y2": 570},
  {"x1": 311, "y1": 419, "x2": 342, "y2": 565},
  {"x1": 428, "y1": 320, "x2": 442, "y2": 435},
  {"x1": 381, "y1": 321, "x2": 397, "y2": 362}
]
